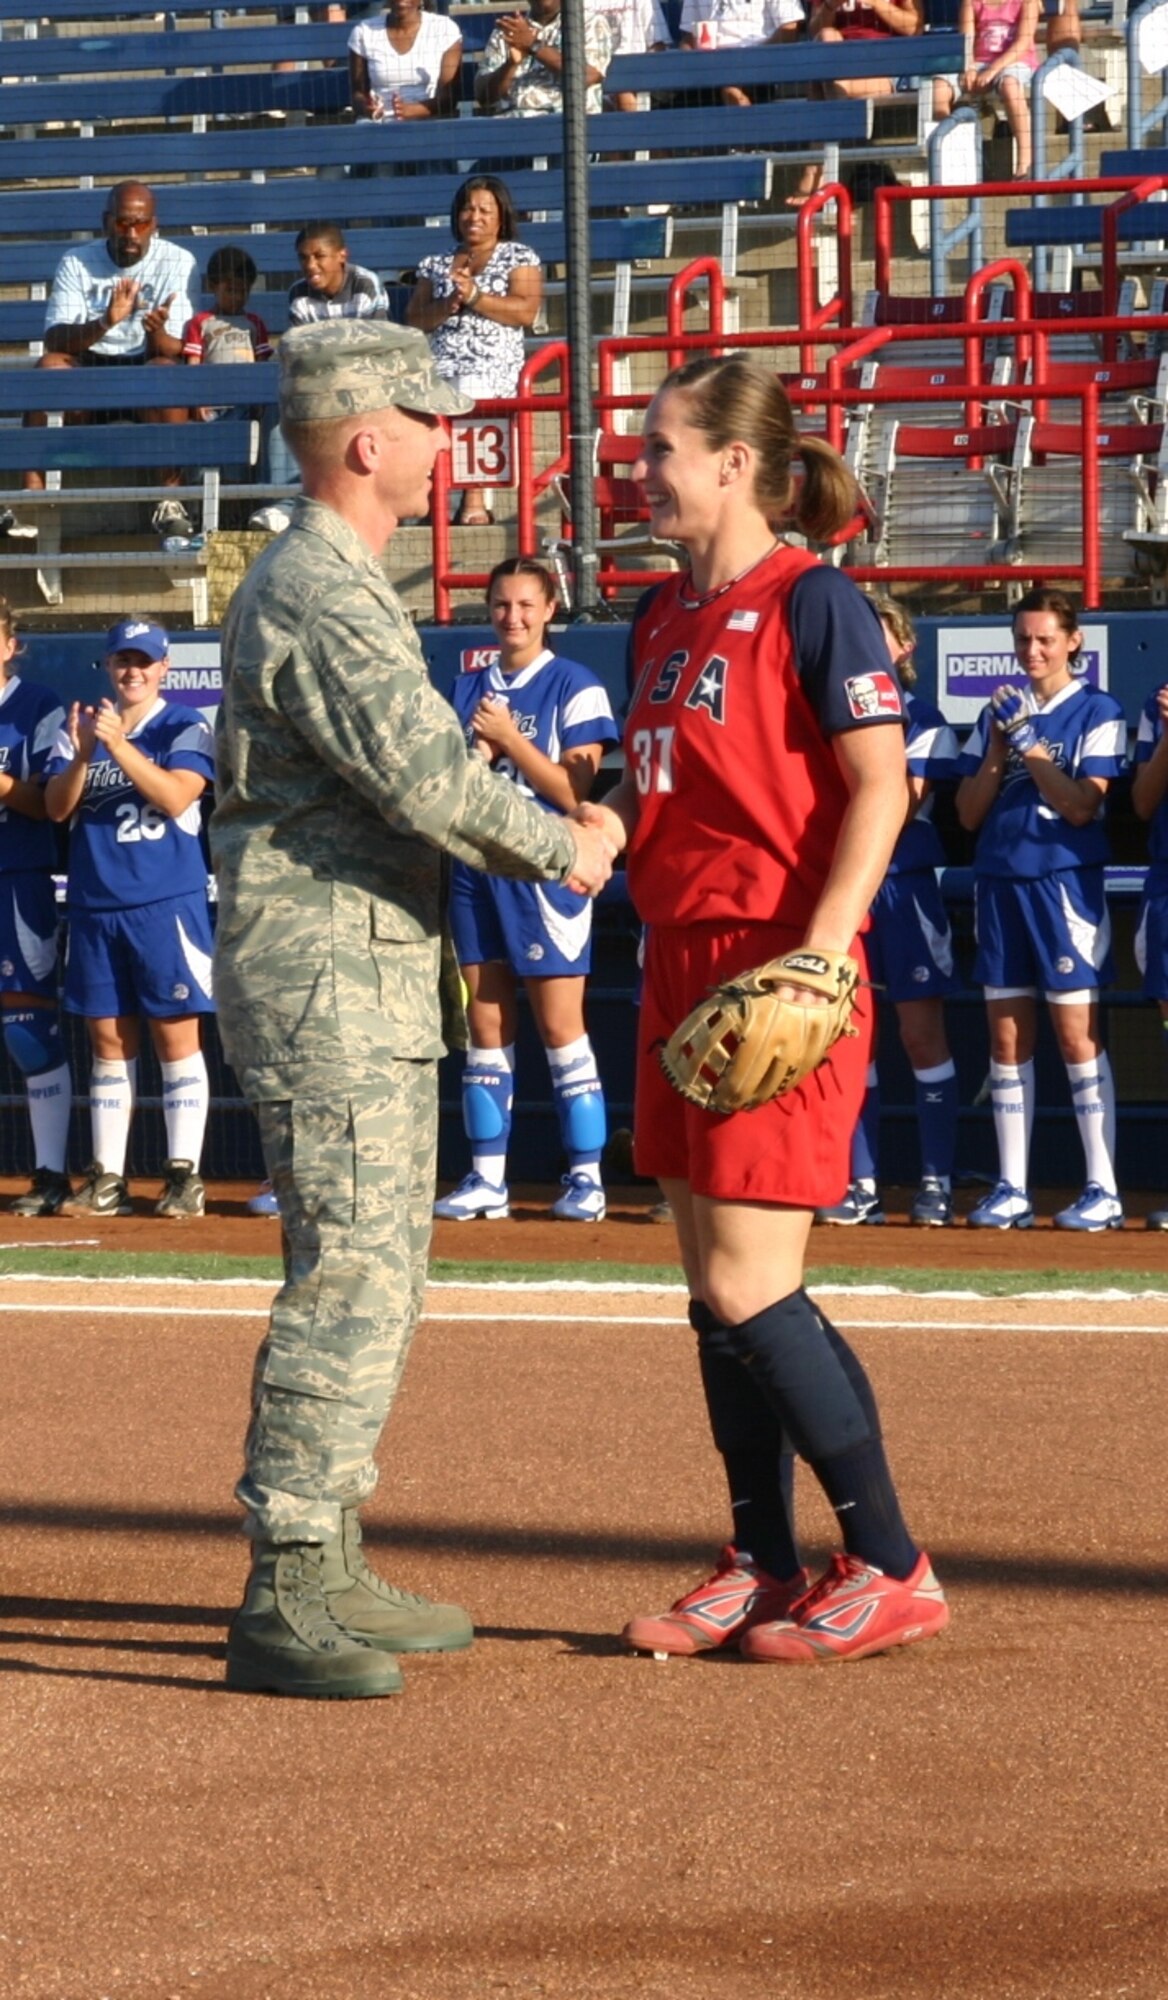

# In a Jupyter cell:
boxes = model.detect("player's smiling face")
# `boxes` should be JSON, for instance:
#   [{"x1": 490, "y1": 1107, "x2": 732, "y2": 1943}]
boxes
[
  {"x1": 107, "y1": 647, "x2": 166, "y2": 711},
  {"x1": 1013, "y1": 610, "x2": 1081, "y2": 703},
  {"x1": 489, "y1": 572, "x2": 555, "y2": 669},
  {"x1": 634, "y1": 389, "x2": 729, "y2": 547}
]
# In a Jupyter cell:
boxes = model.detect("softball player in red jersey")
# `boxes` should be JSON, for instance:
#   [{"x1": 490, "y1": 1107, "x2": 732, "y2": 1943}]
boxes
[{"x1": 580, "y1": 354, "x2": 948, "y2": 1664}]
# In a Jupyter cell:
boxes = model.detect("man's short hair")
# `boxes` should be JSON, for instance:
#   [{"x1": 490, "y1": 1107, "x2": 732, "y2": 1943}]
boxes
[
  {"x1": 207, "y1": 245, "x2": 258, "y2": 287},
  {"x1": 295, "y1": 221, "x2": 347, "y2": 253}
]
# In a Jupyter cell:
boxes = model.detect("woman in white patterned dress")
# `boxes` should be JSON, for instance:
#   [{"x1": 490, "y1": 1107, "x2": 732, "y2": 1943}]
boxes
[{"x1": 406, "y1": 174, "x2": 543, "y2": 525}]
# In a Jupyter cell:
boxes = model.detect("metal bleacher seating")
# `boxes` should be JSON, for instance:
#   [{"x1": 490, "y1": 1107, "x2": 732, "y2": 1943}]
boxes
[
  {"x1": 855, "y1": 413, "x2": 1018, "y2": 574},
  {"x1": 1006, "y1": 408, "x2": 1168, "y2": 587}
]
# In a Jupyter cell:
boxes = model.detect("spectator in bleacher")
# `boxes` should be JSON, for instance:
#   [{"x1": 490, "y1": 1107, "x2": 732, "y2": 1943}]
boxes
[
  {"x1": 19, "y1": 181, "x2": 197, "y2": 541},
  {"x1": 679, "y1": 0, "x2": 804, "y2": 107},
  {"x1": 817, "y1": 594, "x2": 962, "y2": 1229},
  {"x1": 476, "y1": 0, "x2": 612, "y2": 117},
  {"x1": 789, "y1": 0, "x2": 925, "y2": 203},
  {"x1": 348, "y1": 0, "x2": 463, "y2": 121},
  {"x1": 406, "y1": 175, "x2": 542, "y2": 527},
  {"x1": 44, "y1": 617, "x2": 216, "y2": 1222},
  {"x1": 182, "y1": 246, "x2": 273, "y2": 423},
  {"x1": 594, "y1": 0, "x2": 673, "y2": 111},
  {"x1": 932, "y1": 0, "x2": 1039, "y2": 179},
  {"x1": 0, "y1": 597, "x2": 74, "y2": 1220},
  {"x1": 256, "y1": 222, "x2": 391, "y2": 526},
  {"x1": 955, "y1": 589, "x2": 1128, "y2": 1232},
  {"x1": 288, "y1": 222, "x2": 390, "y2": 325},
  {"x1": 1130, "y1": 676, "x2": 1168, "y2": 1230}
]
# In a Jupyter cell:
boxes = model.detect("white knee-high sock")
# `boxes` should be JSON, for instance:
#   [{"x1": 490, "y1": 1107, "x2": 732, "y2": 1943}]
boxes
[
  {"x1": 90, "y1": 1057, "x2": 137, "y2": 1177},
  {"x1": 161, "y1": 1051, "x2": 210, "y2": 1167},
  {"x1": 26, "y1": 1061, "x2": 72, "y2": 1174},
  {"x1": 1065, "y1": 1053, "x2": 1117, "y2": 1194},
  {"x1": 989, "y1": 1058, "x2": 1035, "y2": 1191}
]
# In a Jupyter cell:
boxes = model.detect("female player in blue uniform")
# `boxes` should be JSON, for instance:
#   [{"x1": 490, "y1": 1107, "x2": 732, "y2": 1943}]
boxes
[
  {"x1": 955, "y1": 588, "x2": 1127, "y2": 1230},
  {"x1": 45, "y1": 617, "x2": 216, "y2": 1219},
  {"x1": 0, "y1": 597, "x2": 74, "y2": 1217},
  {"x1": 818, "y1": 594, "x2": 962, "y2": 1227},
  {"x1": 433, "y1": 558, "x2": 620, "y2": 1222},
  {"x1": 1131, "y1": 675, "x2": 1168, "y2": 1229}
]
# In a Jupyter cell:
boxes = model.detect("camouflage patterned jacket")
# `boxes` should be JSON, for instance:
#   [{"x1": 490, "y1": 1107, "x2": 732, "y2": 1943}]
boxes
[{"x1": 211, "y1": 497, "x2": 577, "y2": 1081}]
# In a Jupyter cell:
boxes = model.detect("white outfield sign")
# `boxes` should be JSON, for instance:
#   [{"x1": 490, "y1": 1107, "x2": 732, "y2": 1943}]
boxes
[
  {"x1": 936, "y1": 623, "x2": 1110, "y2": 725},
  {"x1": 450, "y1": 417, "x2": 514, "y2": 489}
]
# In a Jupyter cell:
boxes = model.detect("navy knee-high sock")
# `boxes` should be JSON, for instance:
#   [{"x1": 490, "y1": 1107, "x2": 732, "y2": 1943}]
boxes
[
  {"x1": 690, "y1": 1300, "x2": 801, "y2": 1582},
  {"x1": 723, "y1": 1289, "x2": 918, "y2": 1580}
]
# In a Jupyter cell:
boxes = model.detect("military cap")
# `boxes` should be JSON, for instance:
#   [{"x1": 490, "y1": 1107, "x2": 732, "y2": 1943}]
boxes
[{"x1": 278, "y1": 320, "x2": 473, "y2": 424}]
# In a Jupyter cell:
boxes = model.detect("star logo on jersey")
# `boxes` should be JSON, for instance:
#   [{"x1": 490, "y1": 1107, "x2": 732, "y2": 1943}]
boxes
[{"x1": 844, "y1": 671, "x2": 902, "y2": 720}]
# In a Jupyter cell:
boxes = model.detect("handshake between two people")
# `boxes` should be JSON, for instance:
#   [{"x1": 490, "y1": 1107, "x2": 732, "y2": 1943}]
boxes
[{"x1": 562, "y1": 796, "x2": 631, "y2": 899}]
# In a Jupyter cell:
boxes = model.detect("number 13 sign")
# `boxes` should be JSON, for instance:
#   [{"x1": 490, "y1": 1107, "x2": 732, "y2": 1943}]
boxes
[{"x1": 449, "y1": 416, "x2": 514, "y2": 489}]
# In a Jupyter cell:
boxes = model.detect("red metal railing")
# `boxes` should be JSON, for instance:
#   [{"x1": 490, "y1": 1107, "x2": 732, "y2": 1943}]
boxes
[
  {"x1": 795, "y1": 180, "x2": 855, "y2": 374},
  {"x1": 426, "y1": 260, "x2": 1168, "y2": 615}
]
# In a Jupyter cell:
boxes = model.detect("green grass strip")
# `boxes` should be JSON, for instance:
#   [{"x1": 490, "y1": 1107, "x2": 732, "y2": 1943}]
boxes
[{"x1": 0, "y1": 1246, "x2": 1163, "y2": 1296}]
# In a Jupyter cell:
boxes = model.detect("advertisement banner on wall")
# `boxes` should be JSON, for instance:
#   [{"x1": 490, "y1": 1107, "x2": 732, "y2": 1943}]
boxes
[
  {"x1": 160, "y1": 638, "x2": 223, "y2": 725},
  {"x1": 936, "y1": 624, "x2": 1109, "y2": 725}
]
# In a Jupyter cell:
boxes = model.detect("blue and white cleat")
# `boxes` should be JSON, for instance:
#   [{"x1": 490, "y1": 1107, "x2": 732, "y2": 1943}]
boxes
[
  {"x1": 816, "y1": 1182, "x2": 885, "y2": 1226},
  {"x1": 1053, "y1": 1183, "x2": 1124, "y2": 1232},
  {"x1": 433, "y1": 1171, "x2": 510, "y2": 1221},
  {"x1": 246, "y1": 1180, "x2": 280, "y2": 1217},
  {"x1": 910, "y1": 1177, "x2": 953, "y2": 1227},
  {"x1": 550, "y1": 1171, "x2": 606, "y2": 1222},
  {"x1": 967, "y1": 1180, "x2": 1034, "y2": 1230}
]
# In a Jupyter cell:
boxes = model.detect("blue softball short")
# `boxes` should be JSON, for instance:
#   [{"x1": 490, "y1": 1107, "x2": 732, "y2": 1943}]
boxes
[
  {"x1": 0, "y1": 870, "x2": 61, "y2": 998},
  {"x1": 449, "y1": 862, "x2": 594, "y2": 978},
  {"x1": 867, "y1": 869, "x2": 961, "y2": 1002},
  {"x1": 64, "y1": 889, "x2": 215, "y2": 1019},
  {"x1": 973, "y1": 867, "x2": 1113, "y2": 992}
]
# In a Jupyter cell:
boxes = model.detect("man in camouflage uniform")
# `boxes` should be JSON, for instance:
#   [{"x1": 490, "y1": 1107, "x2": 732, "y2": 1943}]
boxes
[{"x1": 212, "y1": 319, "x2": 613, "y2": 1699}]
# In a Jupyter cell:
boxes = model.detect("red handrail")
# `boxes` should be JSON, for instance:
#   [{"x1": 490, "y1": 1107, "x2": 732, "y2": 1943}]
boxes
[
  {"x1": 1101, "y1": 174, "x2": 1168, "y2": 356},
  {"x1": 666, "y1": 258, "x2": 725, "y2": 373},
  {"x1": 795, "y1": 180, "x2": 854, "y2": 373}
]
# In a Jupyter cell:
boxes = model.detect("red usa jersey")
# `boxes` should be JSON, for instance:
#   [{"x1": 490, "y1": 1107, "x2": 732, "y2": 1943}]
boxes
[{"x1": 624, "y1": 546, "x2": 905, "y2": 929}]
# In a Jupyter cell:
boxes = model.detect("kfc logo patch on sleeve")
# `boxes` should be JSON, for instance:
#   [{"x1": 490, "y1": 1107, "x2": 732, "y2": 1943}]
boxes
[{"x1": 844, "y1": 670, "x2": 903, "y2": 720}]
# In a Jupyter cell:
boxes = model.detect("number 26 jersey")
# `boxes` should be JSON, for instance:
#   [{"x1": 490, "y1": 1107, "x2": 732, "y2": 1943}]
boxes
[{"x1": 46, "y1": 697, "x2": 215, "y2": 911}]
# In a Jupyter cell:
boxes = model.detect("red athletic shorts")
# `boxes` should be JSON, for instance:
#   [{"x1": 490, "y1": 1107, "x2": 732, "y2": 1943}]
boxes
[{"x1": 634, "y1": 920, "x2": 873, "y2": 1208}]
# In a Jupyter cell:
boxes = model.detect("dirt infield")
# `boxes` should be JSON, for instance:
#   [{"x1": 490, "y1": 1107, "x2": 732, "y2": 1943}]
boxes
[{"x1": 2, "y1": 1198, "x2": 1167, "y2": 1998}]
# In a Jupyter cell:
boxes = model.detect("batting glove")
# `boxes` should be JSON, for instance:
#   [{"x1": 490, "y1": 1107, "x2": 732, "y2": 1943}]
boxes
[{"x1": 991, "y1": 684, "x2": 1039, "y2": 754}]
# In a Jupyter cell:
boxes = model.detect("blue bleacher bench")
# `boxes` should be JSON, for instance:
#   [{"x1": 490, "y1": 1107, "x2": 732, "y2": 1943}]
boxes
[
  {"x1": 0, "y1": 97, "x2": 864, "y2": 183},
  {"x1": 1005, "y1": 206, "x2": 1168, "y2": 250},
  {"x1": 606, "y1": 31, "x2": 965, "y2": 96},
  {"x1": 0, "y1": 420, "x2": 258, "y2": 477},
  {"x1": 0, "y1": 20, "x2": 350, "y2": 79}
]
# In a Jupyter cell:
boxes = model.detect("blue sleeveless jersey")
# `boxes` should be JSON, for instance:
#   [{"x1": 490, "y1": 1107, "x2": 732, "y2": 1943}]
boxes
[
  {"x1": 47, "y1": 697, "x2": 214, "y2": 911},
  {"x1": 957, "y1": 678, "x2": 1127, "y2": 878},
  {"x1": 0, "y1": 674, "x2": 66, "y2": 875}
]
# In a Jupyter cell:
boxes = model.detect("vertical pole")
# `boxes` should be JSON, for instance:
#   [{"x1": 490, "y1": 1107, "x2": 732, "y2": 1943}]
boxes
[{"x1": 560, "y1": 0, "x2": 600, "y2": 617}]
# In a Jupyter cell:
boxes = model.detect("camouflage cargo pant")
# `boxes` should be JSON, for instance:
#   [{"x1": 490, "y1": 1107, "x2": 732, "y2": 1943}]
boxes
[{"x1": 235, "y1": 1057, "x2": 437, "y2": 1543}]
